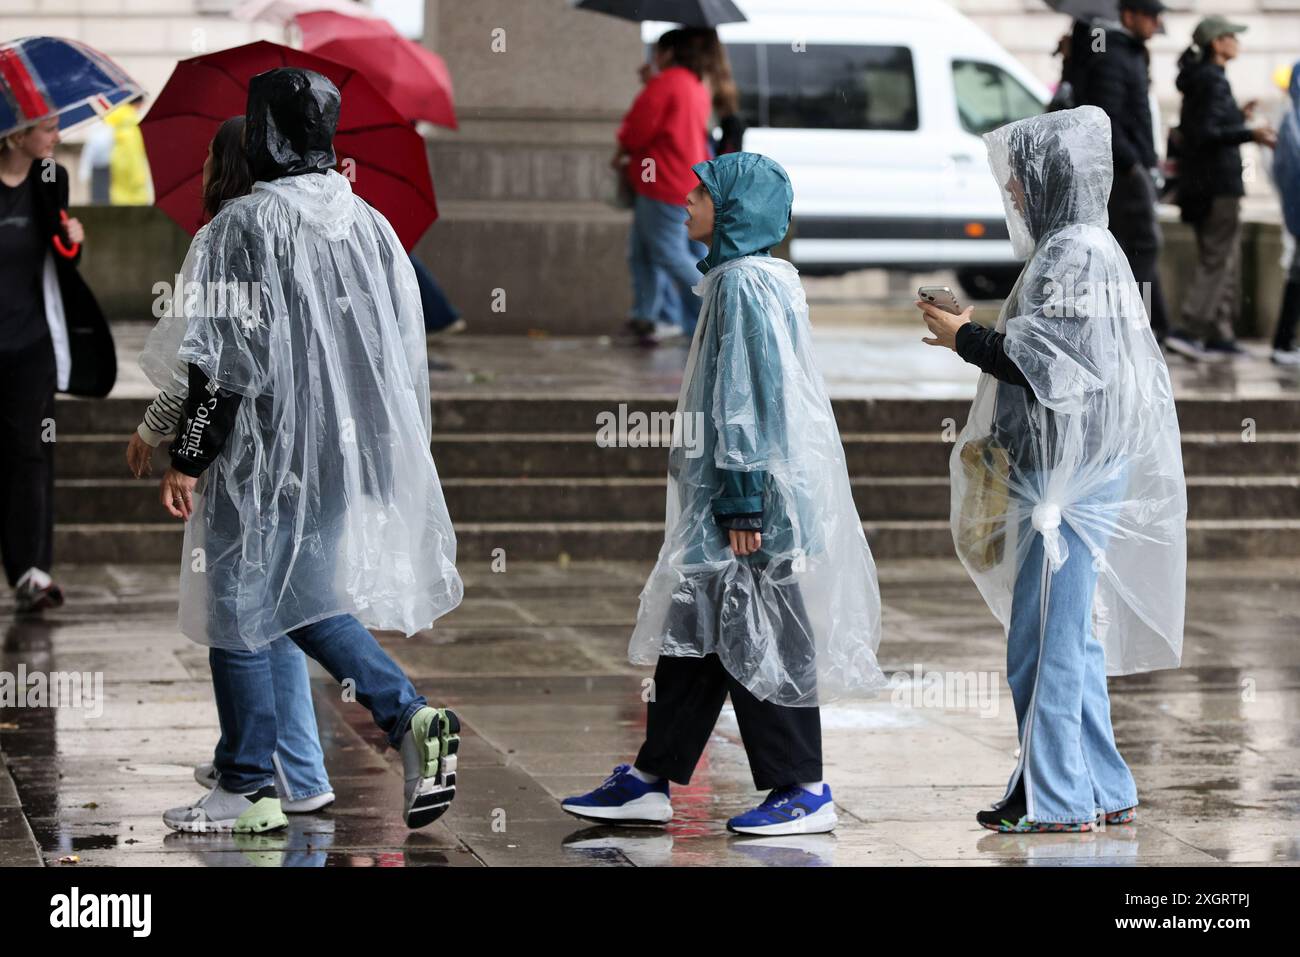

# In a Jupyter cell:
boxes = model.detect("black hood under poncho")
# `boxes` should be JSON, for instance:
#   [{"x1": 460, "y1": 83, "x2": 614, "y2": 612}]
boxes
[{"x1": 244, "y1": 67, "x2": 340, "y2": 182}]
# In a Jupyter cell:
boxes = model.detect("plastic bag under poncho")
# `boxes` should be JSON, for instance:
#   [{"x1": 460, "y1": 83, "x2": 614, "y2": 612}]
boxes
[
  {"x1": 141, "y1": 68, "x2": 462, "y2": 650},
  {"x1": 628, "y1": 151, "x2": 885, "y2": 706},
  {"x1": 952, "y1": 105, "x2": 1186, "y2": 675}
]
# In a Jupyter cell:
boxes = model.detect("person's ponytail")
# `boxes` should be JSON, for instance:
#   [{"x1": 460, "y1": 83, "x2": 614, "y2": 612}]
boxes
[{"x1": 1176, "y1": 43, "x2": 1206, "y2": 73}]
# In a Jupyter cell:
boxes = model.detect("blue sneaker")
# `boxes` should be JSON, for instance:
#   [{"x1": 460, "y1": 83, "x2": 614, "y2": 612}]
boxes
[
  {"x1": 727, "y1": 785, "x2": 837, "y2": 836},
  {"x1": 560, "y1": 764, "x2": 673, "y2": 825}
]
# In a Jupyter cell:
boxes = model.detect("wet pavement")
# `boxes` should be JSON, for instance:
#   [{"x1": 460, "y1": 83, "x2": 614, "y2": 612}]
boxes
[
  {"x1": 1, "y1": 558, "x2": 1296, "y2": 867},
  {"x1": 106, "y1": 320, "x2": 1300, "y2": 404}
]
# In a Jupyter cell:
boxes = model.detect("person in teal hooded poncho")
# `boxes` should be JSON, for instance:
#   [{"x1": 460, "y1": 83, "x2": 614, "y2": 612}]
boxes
[{"x1": 561, "y1": 152, "x2": 884, "y2": 836}]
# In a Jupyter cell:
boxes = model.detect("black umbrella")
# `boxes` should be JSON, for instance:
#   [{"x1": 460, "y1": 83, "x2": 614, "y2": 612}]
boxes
[{"x1": 572, "y1": 0, "x2": 746, "y2": 27}]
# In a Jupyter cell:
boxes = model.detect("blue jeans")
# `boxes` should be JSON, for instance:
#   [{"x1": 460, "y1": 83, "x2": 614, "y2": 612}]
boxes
[
  {"x1": 210, "y1": 639, "x2": 332, "y2": 802},
  {"x1": 210, "y1": 614, "x2": 427, "y2": 794},
  {"x1": 629, "y1": 193, "x2": 706, "y2": 335},
  {"x1": 410, "y1": 254, "x2": 461, "y2": 332},
  {"x1": 1001, "y1": 475, "x2": 1138, "y2": 824}
]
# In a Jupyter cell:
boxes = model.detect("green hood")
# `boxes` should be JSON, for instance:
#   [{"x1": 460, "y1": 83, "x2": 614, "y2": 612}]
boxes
[{"x1": 692, "y1": 152, "x2": 793, "y2": 275}]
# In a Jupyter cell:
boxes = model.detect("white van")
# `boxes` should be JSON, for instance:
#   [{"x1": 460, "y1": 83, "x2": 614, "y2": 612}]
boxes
[{"x1": 645, "y1": 0, "x2": 1051, "y2": 298}]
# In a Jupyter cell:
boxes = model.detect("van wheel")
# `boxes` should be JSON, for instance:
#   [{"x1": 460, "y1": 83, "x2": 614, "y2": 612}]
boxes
[{"x1": 957, "y1": 267, "x2": 1020, "y2": 301}]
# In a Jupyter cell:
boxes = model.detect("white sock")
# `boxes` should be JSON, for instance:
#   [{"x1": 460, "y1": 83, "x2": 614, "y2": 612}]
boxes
[
  {"x1": 629, "y1": 766, "x2": 661, "y2": 784},
  {"x1": 798, "y1": 781, "x2": 824, "y2": 796}
]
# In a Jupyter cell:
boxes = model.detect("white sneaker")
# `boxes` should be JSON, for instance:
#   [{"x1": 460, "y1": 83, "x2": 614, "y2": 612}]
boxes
[
  {"x1": 647, "y1": 322, "x2": 685, "y2": 343},
  {"x1": 1272, "y1": 348, "x2": 1300, "y2": 366},
  {"x1": 271, "y1": 753, "x2": 335, "y2": 812},
  {"x1": 14, "y1": 567, "x2": 63, "y2": 614}
]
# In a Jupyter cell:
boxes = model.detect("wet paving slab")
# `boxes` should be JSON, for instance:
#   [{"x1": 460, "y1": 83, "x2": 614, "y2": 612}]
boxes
[
  {"x1": 1, "y1": 558, "x2": 1297, "y2": 867},
  {"x1": 104, "y1": 323, "x2": 1300, "y2": 404}
]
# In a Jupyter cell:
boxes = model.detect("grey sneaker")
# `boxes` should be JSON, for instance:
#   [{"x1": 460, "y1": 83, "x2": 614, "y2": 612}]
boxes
[
  {"x1": 194, "y1": 757, "x2": 335, "y2": 813},
  {"x1": 194, "y1": 762, "x2": 218, "y2": 789},
  {"x1": 399, "y1": 707, "x2": 460, "y2": 828},
  {"x1": 1272, "y1": 347, "x2": 1300, "y2": 366},
  {"x1": 163, "y1": 785, "x2": 287, "y2": 834}
]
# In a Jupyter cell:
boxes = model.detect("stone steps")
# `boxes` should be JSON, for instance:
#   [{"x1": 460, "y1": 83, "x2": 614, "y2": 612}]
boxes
[
  {"x1": 52, "y1": 518, "x2": 1300, "y2": 563},
  {"x1": 49, "y1": 392, "x2": 1300, "y2": 563},
  {"x1": 52, "y1": 394, "x2": 1300, "y2": 434},
  {"x1": 53, "y1": 474, "x2": 1300, "y2": 524},
  {"x1": 51, "y1": 430, "x2": 1300, "y2": 479}
]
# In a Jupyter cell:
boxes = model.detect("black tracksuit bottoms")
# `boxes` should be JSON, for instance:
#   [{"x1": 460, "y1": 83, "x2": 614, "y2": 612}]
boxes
[{"x1": 634, "y1": 653, "x2": 823, "y2": 791}]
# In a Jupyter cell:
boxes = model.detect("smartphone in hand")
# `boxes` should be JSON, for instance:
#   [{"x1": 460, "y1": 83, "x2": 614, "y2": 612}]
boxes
[{"x1": 918, "y1": 285, "x2": 962, "y2": 315}]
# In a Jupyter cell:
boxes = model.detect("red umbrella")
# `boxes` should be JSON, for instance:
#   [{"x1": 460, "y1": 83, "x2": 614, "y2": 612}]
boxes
[
  {"x1": 140, "y1": 40, "x2": 436, "y2": 250},
  {"x1": 296, "y1": 11, "x2": 457, "y2": 130}
]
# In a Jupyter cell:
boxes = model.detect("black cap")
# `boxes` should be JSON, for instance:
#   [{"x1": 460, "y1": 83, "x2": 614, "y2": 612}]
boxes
[
  {"x1": 1120, "y1": 0, "x2": 1166, "y2": 14},
  {"x1": 245, "y1": 67, "x2": 340, "y2": 182}
]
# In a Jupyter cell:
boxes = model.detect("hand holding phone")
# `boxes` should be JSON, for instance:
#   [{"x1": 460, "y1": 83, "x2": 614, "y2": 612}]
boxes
[
  {"x1": 915, "y1": 286, "x2": 973, "y2": 352},
  {"x1": 917, "y1": 285, "x2": 961, "y2": 315}
]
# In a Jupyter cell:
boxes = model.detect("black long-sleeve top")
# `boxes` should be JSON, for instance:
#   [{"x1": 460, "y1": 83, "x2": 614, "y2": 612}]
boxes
[
  {"x1": 955, "y1": 322, "x2": 1031, "y2": 389},
  {"x1": 169, "y1": 364, "x2": 242, "y2": 477}
]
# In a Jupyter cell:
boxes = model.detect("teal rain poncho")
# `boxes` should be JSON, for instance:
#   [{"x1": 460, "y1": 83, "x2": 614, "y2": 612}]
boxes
[{"x1": 627, "y1": 152, "x2": 885, "y2": 706}]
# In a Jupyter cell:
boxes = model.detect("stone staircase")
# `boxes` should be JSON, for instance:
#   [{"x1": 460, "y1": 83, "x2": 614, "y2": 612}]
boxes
[{"x1": 51, "y1": 392, "x2": 1300, "y2": 565}]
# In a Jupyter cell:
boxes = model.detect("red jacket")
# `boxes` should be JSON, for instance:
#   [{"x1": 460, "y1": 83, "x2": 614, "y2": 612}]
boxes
[{"x1": 618, "y1": 65, "x2": 711, "y2": 206}]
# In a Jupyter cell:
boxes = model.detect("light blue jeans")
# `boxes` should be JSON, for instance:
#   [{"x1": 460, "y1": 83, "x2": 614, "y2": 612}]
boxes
[
  {"x1": 211, "y1": 615, "x2": 427, "y2": 795},
  {"x1": 1000, "y1": 474, "x2": 1139, "y2": 824},
  {"x1": 211, "y1": 638, "x2": 332, "y2": 803},
  {"x1": 629, "y1": 192, "x2": 706, "y2": 335}
]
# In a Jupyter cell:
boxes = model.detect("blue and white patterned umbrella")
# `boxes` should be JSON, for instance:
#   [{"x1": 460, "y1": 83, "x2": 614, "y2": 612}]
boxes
[{"x1": 0, "y1": 36, "x2": 143, "y2": 139}]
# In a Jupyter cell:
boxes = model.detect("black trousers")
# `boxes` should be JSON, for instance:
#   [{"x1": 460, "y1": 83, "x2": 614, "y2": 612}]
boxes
[
  {"x1": 1108, "y1": 165, "x2": 1169, "y2": 337},
  {"x1": 635, "y1": 653, "x2": 823, "y2": 791},
  {"x1": 0, "y1": 336, "x2": 56, "y2": 586},
  {"x1": 1274, "y1": 244, "x2": 1300, "y2": 352}
]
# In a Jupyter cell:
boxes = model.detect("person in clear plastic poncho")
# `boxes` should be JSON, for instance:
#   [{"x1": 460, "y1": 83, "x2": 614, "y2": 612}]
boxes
[
  {"x1": 561, "y1": 152, "x2": 884, "y2": 836},
  {"x1": 143, "y1": 69, "x2": 463, "y2": 835},
  {"x1": 916, "y1": 106, "x2": 1187, "y2": 832}
]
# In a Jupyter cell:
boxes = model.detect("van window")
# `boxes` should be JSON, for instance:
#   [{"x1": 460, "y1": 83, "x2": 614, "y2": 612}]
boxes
[
  {"x1": 726, "y1": 43, "x2": 918, "y2": 131},
  {"x1": 952, "y1": 60, "x2": 1042, "y2": 136}
]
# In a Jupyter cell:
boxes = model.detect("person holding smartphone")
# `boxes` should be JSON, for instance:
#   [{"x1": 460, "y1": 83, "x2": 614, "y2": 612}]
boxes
[{"x1": 917, "y1": 107, "x2": 1186, "y2": 833}]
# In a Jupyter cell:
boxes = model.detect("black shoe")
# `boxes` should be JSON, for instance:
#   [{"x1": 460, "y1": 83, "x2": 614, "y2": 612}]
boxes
[
  {"x1": 976, "y1": 801, "x2": 1027, "y2": 831},
  {"x1": 627, "y1": 318, "x2": 655, "y2": 336},
  {"x1": 1202, "y1": 338, "x2": 1247, "y2": 360},
  {"x1": 976, "y1": 801, "x2": 1095, "y2": 833}
]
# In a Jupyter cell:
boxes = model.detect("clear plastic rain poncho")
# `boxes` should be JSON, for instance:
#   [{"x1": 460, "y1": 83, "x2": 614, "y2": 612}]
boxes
[
  {"x1": 628, "y1": 152, "x2": 885, "y2": 706},
  {"x1": 140, "y1": 68, "x2": 462, "y2": 651},
  {"x1": 952, "y1": 106, "x2": 1186, "y2": 675}
]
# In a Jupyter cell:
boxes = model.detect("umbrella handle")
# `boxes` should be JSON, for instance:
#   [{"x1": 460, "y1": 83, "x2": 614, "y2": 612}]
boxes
[{"x1": 52, "y1": 209, "x2": 80, "y2": 259}]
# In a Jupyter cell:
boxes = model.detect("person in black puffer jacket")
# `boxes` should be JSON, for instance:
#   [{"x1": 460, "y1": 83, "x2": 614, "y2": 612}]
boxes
[
  {"x1": 1167, "y1": 17, "x2": 1277, "y2": 359},
  {"x1": 1079, "y1": 0, "x2": 1170, "y2": 341}
]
